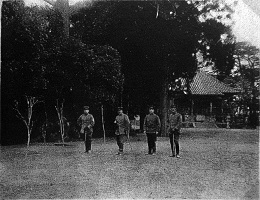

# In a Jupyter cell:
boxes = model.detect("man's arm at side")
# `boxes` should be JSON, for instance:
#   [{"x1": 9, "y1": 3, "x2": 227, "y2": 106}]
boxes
[
  {"x1": 143, "y1": 115, "x2": 147, "y2": 133},
  {"x1": 90, "y1": 115, "x2": 95, "y2": 128},
  {"x1": 176, "y1": 114, "x2": 182, "y2": 130},
  {"x1": 125, "y1": 114, "x2": 130, "y2": 131},
  {"x1": 157, "y1": 115, "x2": 161, "y2": 133},
  {"x1": 77, "y1": 115, "x2": 82, "y2": 126}
]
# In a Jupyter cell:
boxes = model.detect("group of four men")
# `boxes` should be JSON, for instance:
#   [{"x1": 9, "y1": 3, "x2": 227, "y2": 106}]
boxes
[{"x1": 77, "y1": 105, "x2": 182, "y2": 158}]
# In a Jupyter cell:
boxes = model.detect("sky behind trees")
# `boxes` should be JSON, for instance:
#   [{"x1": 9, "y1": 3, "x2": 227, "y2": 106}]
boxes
[
  {"x1": 232, "y1": 0, "x2": 260, "y2": 48},
  {"x1": 22, "y1": 0, "x2": 260, "y2": 49}
]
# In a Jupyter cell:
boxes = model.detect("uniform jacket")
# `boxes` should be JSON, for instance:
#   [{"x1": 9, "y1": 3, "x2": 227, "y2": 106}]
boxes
[
  {"x1": 77, "y1": 113, "x2": 95, "y2": 133},
  {"x1": 143, "y1": 113, "x2": 161, "y2": 133},
  {"x1": 115, "y1": 113, "x2": 130, "y2": 135},
  {"x1": 168, "y1": 112, "x2": 182, "y2": 131}
]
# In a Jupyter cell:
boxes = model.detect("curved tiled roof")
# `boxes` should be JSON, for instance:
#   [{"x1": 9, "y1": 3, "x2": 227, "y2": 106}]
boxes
[{"x1": 190, "y1": 72, "x2": 239, "y2": 95}]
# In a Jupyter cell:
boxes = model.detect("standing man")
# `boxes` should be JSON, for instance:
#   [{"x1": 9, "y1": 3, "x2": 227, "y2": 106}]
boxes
[
  {"x1": 77, "y1": 106, "x2": 95, "y2": 153},
  {"x1": 143, "y1": 106, "x2": 161, "y2": 155},
  {"x1": 114, "y1": 107, "x2": 130, "y2": 155},
  {"x1": 168, "y1": 105, "x2": 182, "y2": 158}
]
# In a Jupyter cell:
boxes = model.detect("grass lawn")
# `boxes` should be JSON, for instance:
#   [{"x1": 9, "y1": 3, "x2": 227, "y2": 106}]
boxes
[{"x1": 0, "y1": 128, "x2": 259, "y2": 199}]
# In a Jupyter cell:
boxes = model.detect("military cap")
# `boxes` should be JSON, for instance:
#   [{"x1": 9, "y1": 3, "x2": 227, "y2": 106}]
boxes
[
  {"x1": 149, "y1": 106, "x2": 154, "y2": 110},
  {"x1": 83, "y1": 106, "x2": 90, "y2": 110},
  {"x1": 117, "y1": 107, "x2": 123, "y2": 111},
  {"x1": 170, "y1": 105, "x2": 176, "y2": 109}
]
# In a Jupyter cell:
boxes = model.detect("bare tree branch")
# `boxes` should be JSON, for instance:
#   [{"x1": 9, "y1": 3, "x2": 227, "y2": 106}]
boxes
[
  {"x1": 156, "y1": 3, "x2": 159, "y2": 18},
  {"x1": 30, "y1": 121, "x2": 34, "y2": 133},
  {"x1": 14, "y1": 111, "x2": 27, "y2": 125},
  {"x1": 14, "y1": 96, "x2": 44, "y2": 148}
]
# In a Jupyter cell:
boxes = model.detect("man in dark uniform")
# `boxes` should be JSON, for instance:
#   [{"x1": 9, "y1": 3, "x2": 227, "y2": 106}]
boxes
[
  {"x1": 143, "y1": 106, "x2": 161, "y2": 155},
  {"x1": 77, "y1": 106, "x2": 95, "y2": 153},
  {"x1": 168, "y1": 105, "x2": 182, "y2": 158},
  {"x1": 114, "y1": 107, "x2": 130, "y2": 155}
]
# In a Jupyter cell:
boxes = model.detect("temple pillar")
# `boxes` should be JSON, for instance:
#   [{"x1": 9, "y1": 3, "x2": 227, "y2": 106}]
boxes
[
  {"x1": 210, "y1": 101, "x2": 213, "y2": 116},
  {"x1": 191, "y1": 99, "x2": 194, "y2": 116}
]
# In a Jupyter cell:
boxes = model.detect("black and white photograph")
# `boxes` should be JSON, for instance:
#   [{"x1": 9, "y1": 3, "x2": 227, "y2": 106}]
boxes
[{"x1": 1, "y1": 0, "x2": 259, "y2": 199}]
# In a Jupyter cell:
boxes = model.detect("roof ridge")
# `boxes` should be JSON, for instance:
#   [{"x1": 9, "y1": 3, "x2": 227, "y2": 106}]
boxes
[{"x1": 190, "y1": 71, "x2": 239, "y2": 95}]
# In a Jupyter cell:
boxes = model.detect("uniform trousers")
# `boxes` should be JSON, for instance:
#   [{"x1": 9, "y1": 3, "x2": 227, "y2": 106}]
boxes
[
  {"x1": 116, "y1": 134, "x2": 126, "y2": 152},
  {"x1": 147, "y1": 133, "x2": 157, "y2": 154},
  {"x1": 169, "y1": 129, "x2": 180, "y2": 155},
  {"x1": 84, "y1": 131, "x2": 92, "y2": 152}
]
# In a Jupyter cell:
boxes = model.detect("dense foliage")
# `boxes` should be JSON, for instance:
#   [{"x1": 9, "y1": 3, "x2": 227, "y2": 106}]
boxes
[
  {"x1": 2, "y1": 0, "x2": 250, "y2": 144},
  {"x1": 1, "y1": 0, "x2": 124, "y2": 145},
  {"x1": 223, "y1": 42, "x2": 259, "y2": 127},
  {"x1": 70, "y1": 0, "x2": 237, "y2": 134}
]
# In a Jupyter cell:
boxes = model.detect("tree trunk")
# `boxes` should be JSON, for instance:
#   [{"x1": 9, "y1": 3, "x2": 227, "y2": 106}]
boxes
[
  {"x1": 26, "y1": 130, "x2": 31, "y2": 157},
  {"x1": 55, "y1": 100, "x2": 65, "y2": 145},
  {"x1": 61, "y1": 106, "x2": 65, "y2": 144},
  {"x1": 27, "y1": 124, "x2": 33, "y2": 149},
  {"x1": 101, "y1": 105, "x2": 106, "y2": 143},
  {"x1": 44, "y1": 103, "x2": 48, "y2": 145},
  {"x1": 160, "y1": 57, "x2": 170, "y2": 137},
  {"x1": 43, "y1": 0, "x2": 70, "y2": 39},
  {"x1": 27, "y1": 132, "x2": 30, "y2": 148},
  {"x1": 160, "y1": 80, "x2": 169, "y2": 137},
  {"x1": 43, "y1": 135, "x2": 46, "y2": 144},
  {"x1": 250, "y1": 63, "x2": 255, "y2": 116},
  {"x1": 60, "y1": 119, "x2": 65, "y2": 144},
  {"x1": 58, "y1": 0, "x2": 70, "y2": 39}
]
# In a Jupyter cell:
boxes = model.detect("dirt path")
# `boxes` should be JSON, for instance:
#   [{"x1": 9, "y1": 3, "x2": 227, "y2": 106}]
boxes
[{"x1": 0, "y1": 128, "x2": 259, "y2": 199}]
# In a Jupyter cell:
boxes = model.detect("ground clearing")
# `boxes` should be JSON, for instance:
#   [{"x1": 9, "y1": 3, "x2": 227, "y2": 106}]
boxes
[{"x1": 0, "y1": 128, "x2": 258, "y2": 199}]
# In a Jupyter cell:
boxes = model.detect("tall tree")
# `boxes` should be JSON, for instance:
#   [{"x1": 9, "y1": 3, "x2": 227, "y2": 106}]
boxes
[
  {"x1": 42, "y1": 0, "x2": 92, "y2": 39},
  {"x1": 43, "y1": 0, "x2": 70, "y2": 39},
  {"x1": 234, "y1": 42, "x2": 259, "y2": 115},
  {"x1": 2, "y1": 0, "x2": 49, "y2": 145},
  {"x1": 200, "y1": 19, "x2": 236, "y2": 80},
  {"x1": 2, "y1": 0, "x2": 49, "y2": 97},
  {"x1": 1, "y1": 1, "x2": 124, "y2": 144},
  {"x1": 44, "y1": 39, "x2": 124, "y2": 106},
  {"x1": 72, "y1": 1, "x2": 228, "y2": 135}
]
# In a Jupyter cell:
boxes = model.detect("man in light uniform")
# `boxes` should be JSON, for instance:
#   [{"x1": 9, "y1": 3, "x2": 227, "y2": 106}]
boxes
[{"x1": 168, "y1": 105, "x2": 182, "y2": 158}]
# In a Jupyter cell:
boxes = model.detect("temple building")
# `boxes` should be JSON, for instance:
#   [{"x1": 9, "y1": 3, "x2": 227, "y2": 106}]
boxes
[{"x1": 169, "y1": 71, "x2": 239, "y2": 128}]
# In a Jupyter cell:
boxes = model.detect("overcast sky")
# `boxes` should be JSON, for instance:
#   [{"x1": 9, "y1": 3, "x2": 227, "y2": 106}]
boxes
[
  {"x1": 20, "y1": 0, "x2": 260, "y2": 48},
  {"x1": 232, "y1": 0, "x2": 260, "y2": 48}
]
